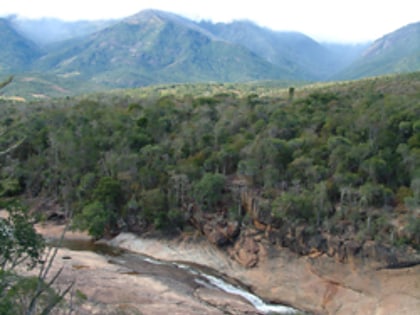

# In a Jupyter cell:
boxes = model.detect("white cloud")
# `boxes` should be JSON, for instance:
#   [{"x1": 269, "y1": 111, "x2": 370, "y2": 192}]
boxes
[{"x1": 0, "y1": 0, "x2": 418, "y2": 42}]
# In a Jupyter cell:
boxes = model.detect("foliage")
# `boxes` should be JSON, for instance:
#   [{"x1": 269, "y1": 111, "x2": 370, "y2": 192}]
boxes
[
  {"x1": 193, "y1": 173, "x2": 226, "y2": 211},
  {"x1": 0, "y1": 275, "x2": 60, "y2": 315},
  {"x1": 73, "y1": 177, "x2": 123, "y2": 238},
  {"x1": 0, "y1": 72, "x2": 419, "y2": 248},
  {"x1": 0, "y1": 203, "x2": 45, "y2": 272},
  {"x1": 0, "y1": 202, "x2": 72, "y2": 315}
]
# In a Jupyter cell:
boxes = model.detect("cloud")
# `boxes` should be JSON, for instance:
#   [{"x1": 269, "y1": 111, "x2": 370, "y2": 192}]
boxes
[{"x1": 0, "y1": 0, "x2": 418, "y2": 42}]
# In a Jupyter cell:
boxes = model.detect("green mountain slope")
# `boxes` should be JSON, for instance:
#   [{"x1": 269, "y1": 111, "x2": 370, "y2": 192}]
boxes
[
  {"x1": 2, "y1": 10, "x2": 418, "y2": 96},
  {"x1": 34, "y1": 10, "x2": 292, "y2": 87},
  {"x1": 200, "y1": 20, "x2": 342, "y2": 80},
  {"x1": 0, "y1": 18, "x2": 42, "y2": 74},
  {"x1": 336, "y1": 22, "x2": 420, "y2": 79}
]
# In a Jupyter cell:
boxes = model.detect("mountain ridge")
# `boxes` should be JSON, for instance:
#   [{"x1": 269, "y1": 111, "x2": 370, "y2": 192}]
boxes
[
  {"x1": 1, "y1": 10, "x2": 419, "y2": 98},
  {"x1": 334, "y1": 21, "x2": 420, "y2": 79},
  {"x1": 32, "y1": 10, "x2": 293, "y2": 87}
]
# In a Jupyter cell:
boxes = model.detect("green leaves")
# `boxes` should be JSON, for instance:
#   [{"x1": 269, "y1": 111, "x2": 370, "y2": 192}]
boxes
[
  {"x1": 0, "y1": 204, "x2": 44, "y2": 272},
  {"x1": 1, "y1": 72, "x2": 420, "y2": 247},
  {"x1": 193, "y1": 173, "x2": 226, "y2": 211},
  {"x1": 74, "y1": 177, "x2": 123, "y2": 238}
]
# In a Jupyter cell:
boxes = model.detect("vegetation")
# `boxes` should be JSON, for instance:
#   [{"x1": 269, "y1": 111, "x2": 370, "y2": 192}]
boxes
[
  {"x1": 1, "y1": 77, "x2": 73, "y2": 315},
  {"x1": 2, "y1": 13, "x2": 419, "y2": 100},
  {"x1": 0, "y1": 201, "x2": 74, "y2": 315},
  {"x1": 0, "y1": 72, "x2": 419, "y2": 250}
]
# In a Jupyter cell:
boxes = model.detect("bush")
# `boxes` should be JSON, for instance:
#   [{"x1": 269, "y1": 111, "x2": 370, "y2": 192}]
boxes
[
  {"x1": 193, "y1": 173, "x2": 226, "y2": 211},
  {"x1": 74, "y1": 201, "x2": 110, "y2": 239},
  {"x1": 0, "y1": 203, "x2": 45, "y2": 270},
  {"x1": 272, "y1": 190, "x2": 314, "y2": 223}
]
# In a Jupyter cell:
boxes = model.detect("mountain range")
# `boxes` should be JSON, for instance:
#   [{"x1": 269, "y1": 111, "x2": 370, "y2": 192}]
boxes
[{"x1": 0, "y1": 9, "x2": 418, "y2": 98}]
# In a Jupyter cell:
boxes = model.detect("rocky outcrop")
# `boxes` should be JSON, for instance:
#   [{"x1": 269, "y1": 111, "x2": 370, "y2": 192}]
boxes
[
  {"x1": 239, "y1": 189, "x2": 419, "y2": 269},
  {"x1": 31, "y1": 227, "x2": 263, "y2": 315},
  {"x1": 189, "y1": 211, "x2": 240, "y2": 246},
  {"x1": 111, "y1": 232, "x2": 420, "y2": 315},
  {"x1": 228, "y1": 230, "x2": 266, "y2": 268}
]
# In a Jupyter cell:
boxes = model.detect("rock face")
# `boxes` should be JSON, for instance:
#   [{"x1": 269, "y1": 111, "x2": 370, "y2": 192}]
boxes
[
  {"x1": 111, "y1": 232, "x2": 420, "y2": 315},
  {"x1": 189, "y1": 211, "x2": 240, "y2": 246},
  {"x1": 240, "y1": 189, "x2": 419, "y2": 268},
  {"x1": 21, "y1": 241, "x2": 261, "y2": 315}
]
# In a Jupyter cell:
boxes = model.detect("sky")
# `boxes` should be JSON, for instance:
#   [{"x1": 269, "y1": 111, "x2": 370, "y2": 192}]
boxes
[{"x1": 0, "y1": 0, "x2": 418, "y2": 43}]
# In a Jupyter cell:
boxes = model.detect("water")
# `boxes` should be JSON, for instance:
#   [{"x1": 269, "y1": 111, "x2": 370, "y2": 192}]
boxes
[
  {"x1": 53, "y1": 238, "x2": 300, "y2": 314},
  {"x1": 133, "y1": 252, "x2": 299, "y2": 314},
  {"x1": 199, "y1": 273, "x2": 298, "y2": 314}
]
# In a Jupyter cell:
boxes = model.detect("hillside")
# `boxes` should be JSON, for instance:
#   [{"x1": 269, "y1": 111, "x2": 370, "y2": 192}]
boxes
[
  {"x1": 0, "y1": 18, "x2": 42, "y2": 74},
  {"x1": 34, "y1": 10, "x2": 292, "y2": 88},
  {"x1": 0, "y1": 10, "x2": 418, "y2": 99},
  {"x1": 1, "y1": 72, "x2": 419, "y2": 257},
  {"x1": 199, "y1": 20, "x2": 347, "y2": 80},
  {"x1": 336, "y1": 22, "x2": 420, "y2": 79}
]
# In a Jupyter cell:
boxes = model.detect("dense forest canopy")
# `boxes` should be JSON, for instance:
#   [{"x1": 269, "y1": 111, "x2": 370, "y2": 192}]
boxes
[{"x1": 0, "y1": 72, "x2": 419, "y2": 248}]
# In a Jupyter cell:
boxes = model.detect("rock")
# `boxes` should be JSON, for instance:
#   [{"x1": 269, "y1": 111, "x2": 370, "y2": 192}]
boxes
[
  {"x1": 361, "y1": 241, "x2": 398, "y2": 266},
  {"x1": 230, "y1": 234, "x2": 262, "y2": 268},
  {"x1": 253, "y1": 219, "x2": 267, "y2": 231},
  {"x1": 203, "y1": 223, "x2": 228, "y2": 246},
  {"x1": 46, "y1": 211, "x2": 66, "y2": 223},
  {"x1": 109, "y1": 232, "x2": 420, "y2": 315},
  {"x1": 194, "y1": 287, "x2": 262, "y2": 315},
  {"x1": 307, "y1": 233, "x2": 328, "y2": 254},
  {"x1": 236, "y1": 247, "x2": 258, "y2": 268},
  {"x1": 191, "y1": 211, "x2": 240, "y2": 246}
]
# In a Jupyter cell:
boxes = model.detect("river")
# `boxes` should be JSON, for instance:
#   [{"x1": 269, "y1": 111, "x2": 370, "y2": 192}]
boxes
[{"x1": 56, "y1": 238, "x2": 301, "y2": 314}]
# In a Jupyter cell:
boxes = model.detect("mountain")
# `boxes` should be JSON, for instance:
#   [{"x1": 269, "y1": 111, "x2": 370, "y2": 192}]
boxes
[
  {"x1": 0, "y1": 18, "x2": 42, "y2": 74},
  {"x1": 199, "y1": 20, "x2": 348, "y2": 80},
  {"x1": 34, "y1": 10, "x2": 292, "y2": 88},
  {"x1": 336, "y1": 22, "x2": 420, "y2": 79},
  {"x1": 321, "y1": 42, "x2": 368, "y2": 73},
  {"x1": 1, "y1": 10, "x2": 418, "y2": 98}
]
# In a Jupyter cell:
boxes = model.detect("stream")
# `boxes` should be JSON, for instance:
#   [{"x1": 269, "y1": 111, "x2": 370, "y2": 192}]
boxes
[{"x1": 56, "y1": 239, "x2": 300, "y2": 314}]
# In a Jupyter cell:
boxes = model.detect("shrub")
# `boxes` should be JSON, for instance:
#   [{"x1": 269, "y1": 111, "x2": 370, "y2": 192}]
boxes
[{"x1": 193, "y1": 173, "x2": 226, "y2": 211}]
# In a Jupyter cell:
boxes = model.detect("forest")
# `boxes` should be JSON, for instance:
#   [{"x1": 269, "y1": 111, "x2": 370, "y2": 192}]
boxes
[{"x1": 0, "y1": 72, "x2": 419, "y2": 249}]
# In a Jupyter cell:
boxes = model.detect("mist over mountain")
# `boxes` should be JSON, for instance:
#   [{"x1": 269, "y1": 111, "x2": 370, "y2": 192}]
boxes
[
  {"x1": 1, "y1": 9, "x2": 419, "y2": 98},
  {"x1": 8, "y1": 16, "x2": 117, "y2": 46},
  {"x1": 321, "y1": 42, "x2": 369, "y2": 72}
]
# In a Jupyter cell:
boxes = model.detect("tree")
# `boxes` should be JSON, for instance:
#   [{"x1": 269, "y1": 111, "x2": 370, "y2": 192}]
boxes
[
  {"x1": 0, "y1": 76, "x2": 27, "y2": 158},
  {"x1": 74, "y1": 176, "x2": 123, "y2": 238},
  {"x1": 0, "y1": 202, "x2": 73, "y2": 315},
  {"x1": 0, "y1": 203, "x2": 44, "y2": 274},
  {"x1": 193, "y1": 173, "x2": 226, "y2": 211}
]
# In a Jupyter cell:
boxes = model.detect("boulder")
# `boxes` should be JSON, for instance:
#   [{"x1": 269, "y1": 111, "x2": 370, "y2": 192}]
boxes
[
  {"x1": 191, "y1": 212, "x2": 240, "y2": 246},
  {"x1": 230, "y1": 233, "x2": 263, "y2": 268}
]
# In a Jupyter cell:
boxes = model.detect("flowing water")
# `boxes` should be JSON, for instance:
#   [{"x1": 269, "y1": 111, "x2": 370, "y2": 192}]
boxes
[{"x1": 54, "y1": 239, "x2": 300, "y2": 314}]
